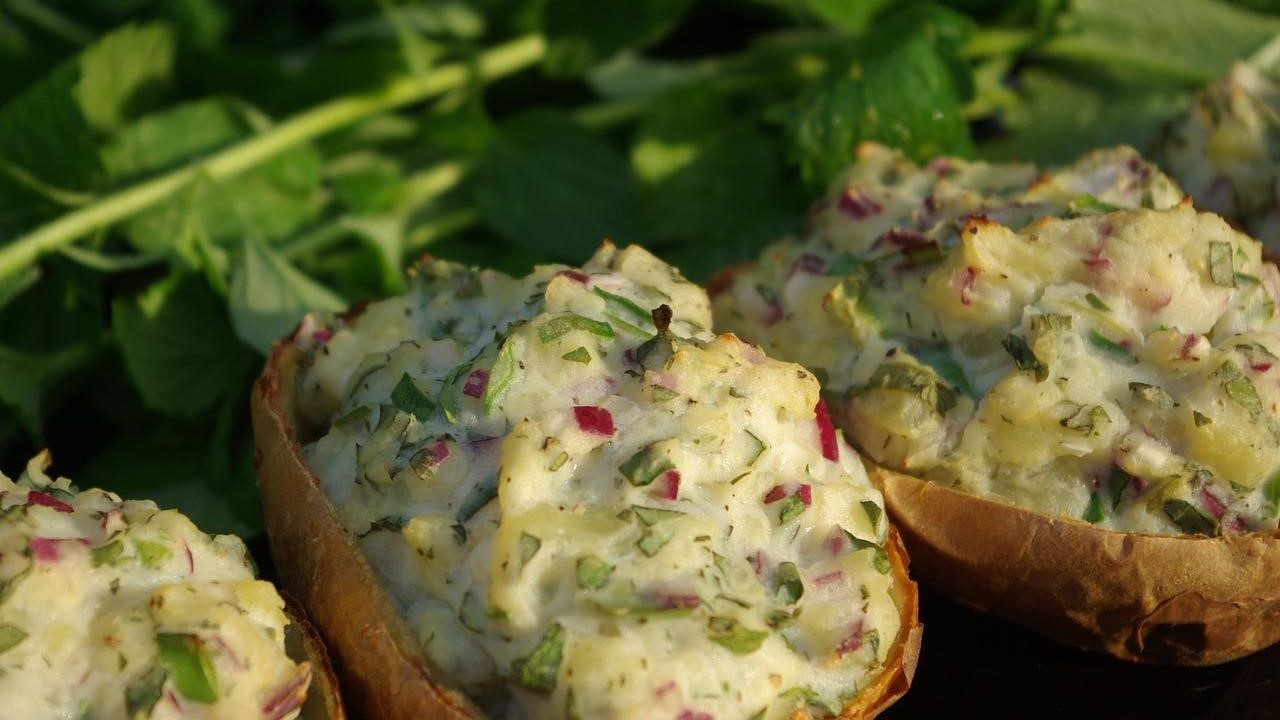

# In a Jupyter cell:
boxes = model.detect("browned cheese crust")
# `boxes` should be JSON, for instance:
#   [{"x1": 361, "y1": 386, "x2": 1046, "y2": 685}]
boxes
[
  {"x1": 869, "y1": 462, "x2": 1280, "y2": 665},
  {"x1": 253, "y1": 328, "x2": 922, "y2": 719}
]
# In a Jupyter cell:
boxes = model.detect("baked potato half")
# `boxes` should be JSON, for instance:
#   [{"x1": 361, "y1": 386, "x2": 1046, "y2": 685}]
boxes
[
  {"x1": 709, "y1": 144, "x2": 1280, "y2": 665},
  {"x1": 252, "y1": 245, "x2": 922, "y2": 719}
]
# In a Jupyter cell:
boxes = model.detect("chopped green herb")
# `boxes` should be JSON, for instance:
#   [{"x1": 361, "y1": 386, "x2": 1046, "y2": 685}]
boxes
[
  {"x1": 650, "y1": 386, "x2": 678, "y2": 402},
  {"x1": 335, "y1": 405, "x2": 373, "y2": 429},
  {"x1": 561, "y1": 346, "x2": 591, "y2": 364},
  {"x1": 136, "y1": 540, "x2": 170, "y2": 568},
  {"x1": 773, "y1": 561, "x2": 804, "y2": 605},
  {"x1": 618, "y1": 444, "x2": 675, "y2": 487},
  {"x1": 1107, "y1": 466, "x2": 1134, "y2": 510},
  {"x1": 0, "y1": 624, "x2": 27, "y2": 654},
  {"x1": 548, "y1": 451, "x2": 570, "y2": 471},
  {"x1": 1209, "y1": 241, "x2": 1235, "y2": 287},
  {"x1": 744, "y1": 429, "x2": 767, "y2": 465},
  {"x1": 1129, "y1": 382, "x2": 1173, "y2": 408},
  {"x1": 777, "y1": 495, "x2": 807, "y2": 524},
  {"x1": 1071, "y1": 194, "x2": 1124, "y2": 213},
  {"x1": 537, "y1": 314, "x2": 615, "y2": 343},
  {"x1": 518, "y1": 533, "x2": 541, "y2": 568},
  {"x1": 156, "y1": 633, "x2": 218, "y2": 703},
  {"x1": 1193, "y1": 410, "x2": 1213, "y2": 427},
  {"x1": 592, "y1": 287, "x2": 653, "y2": 327},
  {"x1": 390, "y1": 373, "x2": 435, "y2": 421},
  {"x1": 844, "y1": 530, "x2": 890, "y2": 574},
  {"x1": 1235, "y1": 271, "x2": 1262, "y2": 286},
  {"x1": 439, "y1": 362, "x2": 471, "y2": 424},
  {"x1": 1084, "y1": 293, "x2": 1111, "y2": 312},
  {"x1": 1265, "y1": 472, "x2": 1280, "y2": 512},
  {"x1": 861, "y1": 500, "x2": 883, "y2": 530},
  {"x1": 912, "y1": 344, "x2": 975, "y2": 398},
  {"x1": 865, "y1": 362, "x2": 958, "y2": 415},
  {"x1": 1060, "y1": 404, "x2": 1110, "y2": 435},
  {"x1": 1001, "y1": 334, "x2": 1047, "y2": 381},
  {"x1": 1213, "y1": 362, "x2": 1264, "y2": 417},
  {"x1": 511, "y1": 623, "x2": 566, "y2": 693},
  {"x1": 483, "y1": 338, "x2": 519, "y2": 414},
  {"x1": 566, "y1": 689, "x2": 584, "y2": 720},
  {"x1": 1087, "y1": 330, "x2": 1133, "y2": 362},
  {"x1": 779, "y1": 687, "x2": 842, "y2": 717},
  {"x1": 1083, "y1": 493, "x2": 1105, "y2": 524},
  {"x1": 1162, "y1": 499, "x2": 1219, "y2": 536},
  {"x1": 125, "y1": 666, "x2": 167, "y2": 718},
  {"x1": 707, "y1": 617, "x2": 769, "y2": 655},
  {"x1": 456, "y1": 475, "x2": 499, "y2": 524},
  {"x1": 1029, "y1": 313, "x2": 1073, "y2": 334},
  {"x1": 605, "y1": 313, "x2": 650, "y2": 338},
  {"x1": 637, "y1": 527, "x2": 674, "y2": 556},
  {"x1": 576, "y1": 555, "x2": 613, "y2": 590},
  {"x1": 91, "y1": 540, "x2": 124, "y2": 567},
  {"x1": 0, "y1": 567, "x2": 29, "y2": 605},
  {"x1": 629, "y1": 505, "x2": 684, "y2": 526}
]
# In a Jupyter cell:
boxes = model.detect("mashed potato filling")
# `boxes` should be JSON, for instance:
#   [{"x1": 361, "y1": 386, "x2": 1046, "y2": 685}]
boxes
[
  {"x1": 297, "y1": 245, "x2": 901, "y2": 720},
  {"x1": 715, "y1": 144, "x2": 1280, "y2": 535},
  {"x1": 0, "y1": 454, "x2": 308, "y2": 720}
]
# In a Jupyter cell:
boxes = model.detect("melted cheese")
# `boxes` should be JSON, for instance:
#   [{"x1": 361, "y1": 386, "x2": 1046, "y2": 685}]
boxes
[{"x1": 298, "y1": 244, "x2": 901, "y2": 720}]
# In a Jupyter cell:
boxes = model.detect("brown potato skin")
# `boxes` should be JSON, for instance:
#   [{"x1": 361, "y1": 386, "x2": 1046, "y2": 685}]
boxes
[
  {"x1": 870, "y1": 463, "x2": 1280, "y2": 665},
  {"x1": 283, "y1": 593, "x2": 347, "y2": 720},
  {"x1": 709, "y1": 260, "x2": 1280, "y2": 665},
  {"x1": 253, "y1": 329, "x2": 921, "y2": 720}
]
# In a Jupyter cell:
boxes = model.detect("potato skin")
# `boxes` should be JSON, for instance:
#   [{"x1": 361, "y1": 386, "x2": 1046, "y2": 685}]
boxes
[
  {"x1": 283, "y1": 594, "x2": 347, "y2": 720},
  {"x1": 253, "y1": 328, "x2": 921, "y2": 720},
  {"x1": 869, "y1": 462, "x2": 1280, "y2": 665}
]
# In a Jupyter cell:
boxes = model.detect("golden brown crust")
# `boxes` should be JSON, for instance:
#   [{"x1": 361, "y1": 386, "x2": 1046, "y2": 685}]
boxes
[
  {"x1": 253, "y1": 328, "x2": 921, "y2": 719},
  {"x1": 869, "y1": 463, "x2": 1280, "y2": 665},
  {"x1": 283, "y1": 594, "x2": 346, "y2": 720}
]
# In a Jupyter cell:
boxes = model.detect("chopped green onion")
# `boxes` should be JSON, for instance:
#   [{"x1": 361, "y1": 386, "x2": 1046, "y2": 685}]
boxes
[
  {"x1": 912, "y1": 344, "x2": 975, "y2": 398},
  {"x1": 136, "y1": 540, "x2": 170, "y2": 568},
  {"x1": 844, "y1": 530, "x2": 890, "y2": 574},
  {"x1": 335, "y1": 404, "x2": 373, "y2": 429},
  {"x1": 745, "y1": 430, "x2": 767, "y2": 465},
  {"x1": 561, "y1": 346, "x2": 591, "y2": 364},
  {"x1": 1108, "y1": 466, "x2": 1134, "y2": 510},
  {"x1": 1128, "y1": 382, "x2": 1174, "y2": 408},
  {"x1": 628, "y1": 505, "x2": 684, "y2": 526},
  {"x1": 125, "y1": 666, "x2": 167, "y2": 717},
  {"x1": 518, "y1": 533, "x2": 541, "y2": 568},
  {"x1": 1029, "y1": 313, "x2": 1073, "y2": 334},
  {"x1": 537, "y1": 314, "x2": 615, "y2": 343},
  {"x1": 637, "y1": 527, "x2": 673, "y2": 556},
  {"x1": 1235, "y1": 271, "x2": 1262, "y2": 286},
  {"x1": 483, "y1": 338, "x2": 519, "y2": 415},
  {"x1": 1264, "y1": 472, "x2": 1280, "y2": 512},
  {"x1": 575, "y1": 555, "x2": 613, "y2": 590},
  {"x1": 592, "y1": 287, "x2": 653, "y2": 327},
  {"x1": 865, "y1": 362, "x2": 958, "y2": 415},
  {"x1": 777, "y1": 495, "x2": 807, "y2": 524},
  {"x1": 1193, "y1": 410, "x2": 1213, "y2": 427},
  {"x1": 1209, "y1": 241, "x2": 1235, "y2": 287},
  {"x1": 391, "y1": 373, "x2": 435, "y2": 421},
  {"x1": 1001, "y1": 334, "x2": 1047, "y2": 382},
  {"x1": 1084, "y1": 293, "x2": 1111, "y2": 312},
  {"x1": 511, "y1": 623, "x2": 565, "y2": 693},
  {"x1": 618, "y1": 445, "x2": 675, "y2": 487},
  {"x1": 650, "y1": 386, "x2": 678, "y2": 403},
  {"x1": 456, "y1": 475, "x2": 499, "y2": 524},
  {"x1": 773, "y1": 562, "x2": 804, "y2": 605},
  {"x1": 156, "y1": 633, "x2": 218, "y2": 703},
  {"x1": 1071, "y1": 194, "x2": 1124, "y2": 213},
  {"x1": 0, "y1": 624, "x2": 27, "y2": 654},
  {"x1": 1083, "y1": 494, "x2": 1105, "y2": 524},
  {"x1": 1162, "y1": 499, "x2": 1219, "y2": 536},
  {"x1": 1213, "y1": 361, "x2": 1264, "y2": 417},
  {"x1": 605, "y1": 313, "x2": 650, "y2": 338},
  {"x1": 1087, "y1": 330, "x2": 1133, "y2": 362},
  {"x1": 1059, "y1": 404, "x2": 1111, "y2": 435},
  {"x1": 861, "y1": 500, "x2": 882, "y2": 530},
  {"x1": 706, "y1": 617, "x2": 769, "y2": 655},
  {"x1": 91, "y1": 540, "x2": 123, "y2": 568},
  {"x1": 439, "y1": 362, "x2": 470, "y2": 423},
  {"x1": 548, "y1": 451, "x2": 570, "y2": 471}
]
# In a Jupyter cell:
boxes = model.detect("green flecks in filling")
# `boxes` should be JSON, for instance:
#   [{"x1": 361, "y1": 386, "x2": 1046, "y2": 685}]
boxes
[
  {"x1": 0, "y1": 567, "x2": 30, "y2": 606},
  {"x1": 156, "y1": 633, "x2": 218, "y2": 703},
  {"x1": 483, "y1": 338, "x2": 519, "y2": 415},
  {"x1": 390, "y1": 373, "x2": 436, "y2": 421},
  {"x1": 91, "y1": 540, "x2": 124, "y2": 567},
  {"x1": 1129, "y1": 382, "x2": 1174, "y2": 408},
  {"x1": 650, "y1": 386, "x2": 678, "y2": 403},
  {"x1": 1001, "y1": 334, "x2": 1047, "y2": 382},
  {"x1": 1193, "y1": 410, "x2": 1213, "y2": 427},
  {"x1": 706, "y1": 616, "x2": 769, "y2": 655},
  {"x1": 618, "y1": 444, "x2": 675, "y2": 487},
  {"x1": 511, "y1": 623, "x2": 565, "y2": 693},
  {"x1": 439, "y1": 362, "x2": 471, "y2": 423},
  {"x1": 860, "y1": 500, "x2": 882, "y2": 530},
  {"x1": 779, "y1": 686, "x2": 842, "y2": 718},
  {"x1": 1108, "y1": 466, "x2": 1134, "y2": 509},
  {"x1": 135, "y1": 540, "x2": 170, "y2": 568},
  {"x1": 637, "y1": 527, "x2": 674, "y2": 557},
  {"x1": 1029, "y1": 313, "x2": 1073, "y2": 335},
  {"x1": 1213, "y1": 361, "x2": 1264, "y2": 417},
  {"x1": 537, "y1": 314, "x2": 615, "y2": 343},
  {"x1": 1208, "y1": 241, "x2": 1236, "y2": 287},
  {"x1": 776, "y1": 495, "x2": 807, "y2": 525},
  {"x1": 518, "y1": 533, "x2": 541, "y2": 569},
  {"x1": 1071, "y1": 194, "x2": 1125, "y2": 214},
  {"x1": 1162, "y1": 499, "x2": 1219, "y2": 536},
  {"x1": 561, "y1": 346, "x2": 592, "y2": 364},
  {"x1": 335, "y1": 405, "x2": 373, "y2": 430},
  {"x1": 912, "y1": 344, "x2": 975, "y2": 398},
  {"x1": 0, "y1": 624, "x2": 27, "y2": 655},
  {"x1": 576, "y1": 555, "x2": 613, "y2": 590},
  {"x1": 124, "y1": 666, "x2": 167, "y2": 717},
  {"x1": 1264, "y1": 472, "x2": 1280, "y2": 513},
  {"x1": 592, "y1": 287, "x2": 654, "y2": 328},
  {"x1": 1083, "y1": 493, "x2": 1105, "y2": 524},
  {"x1": 1059, "y1": 404, "x2": 1111, "y2": 436},
  {"x1": 844, "y1": 530, "x2": 890, "y2": 574},
  {"x1": 627, "y1": 505, "x2": 684, "y2": 526},
  {"x1": 864, "y1": 362, "x2": 958, "y2": 415},
  {"x1": 772, "y1": 561, "x2": 804, "y2": 605},
  {"x1": 1087, "y1": 330, "x2": 1133, "y2": 362},
  {"x1": 1084, "y1": 293, "x2": 1111, "y2": 312},
  {"x1": 744, "y1": 430, "x2": 767, "y2": 465},
  {"x1": 548, "y1": 451, "x2": 570, "y2": 471},
  {"x1": 456, "y1": 475, "x2": 499, "y2": 524}
]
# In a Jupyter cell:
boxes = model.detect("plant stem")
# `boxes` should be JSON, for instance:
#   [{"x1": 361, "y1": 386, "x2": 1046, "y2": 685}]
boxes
[{"x1": 0, "y1": 34, "x2": 546, "y2": 280}]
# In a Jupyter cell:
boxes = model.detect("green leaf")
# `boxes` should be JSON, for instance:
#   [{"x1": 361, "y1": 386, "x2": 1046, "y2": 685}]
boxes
[
  {"x1": 473, "y1": 111, "x2": 648, "y2": 262},
  {"x1": 391, "y1": 373, "x2": 435, "y2": 421},
  {"x1": 74, "y1": 22, "x2": 174, "y2": 133},
  {"x1": 156, "y1": 633, "x2": 218, "y2": 703},
  {"x1": 781, "y1": 34, "x2": 973, "y2": 189},
  {"x1": 113, "y1": 273, "x2": 254, "y2": 417},
  {"x1": 541, "y1": 0, "x2": 693, "y2": 76},
  {"x1": 706, "y1": 616, "x2": 769, "y2": 655},
  {"x1": 511, "y1": 623, "x2": 566, "y2": 693},
  {"x1": 103, "y1": 99, "x2": 323, "y2": 253},
  {"x1": 0, "y1": 341, "x2": 100, "y2": 436},
  {"x1": 328, "y1": 152, "x2": 405, "y2": 214},
  {"x1": 229, "y1": 235, "x2": 345, "y2": 354},
  {"x1": 805, "y1": 0, "x2": 896, "y2": 31},
  {"x1": 0, "y1": 623, "x2": 27, "y2": 654},
  {"x1": 1040, "y1": 0, "x2": 1280, "y2": 85},
  {"x1": 125, "y1": 666, "x2": 167, "y2": 718},
  {"x1": 576, "y1": 555, "x2": 614, "y2": 589}
]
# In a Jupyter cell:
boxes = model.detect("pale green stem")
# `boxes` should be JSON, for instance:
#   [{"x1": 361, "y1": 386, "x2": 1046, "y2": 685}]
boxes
[{"x1": 0, "y1": 34, "x2": 546, "y2": 280}]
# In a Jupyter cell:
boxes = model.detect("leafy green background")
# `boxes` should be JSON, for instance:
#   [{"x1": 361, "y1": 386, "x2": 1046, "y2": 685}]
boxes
[{"x1": 1, "y1": 0, "x2": 1277, "y2": 537}]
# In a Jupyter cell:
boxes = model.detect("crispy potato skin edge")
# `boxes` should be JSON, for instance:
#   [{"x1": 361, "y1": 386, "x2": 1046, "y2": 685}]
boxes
[
  {"x1": 283, "y1": 593, "x2": 347, "y2": 720},
  {"x1": 870, "y1": 463, "x2": 1280, "y2": 665},
  {"x1": 253, "y1": 324, "x2": 921, "y2": 719}
]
